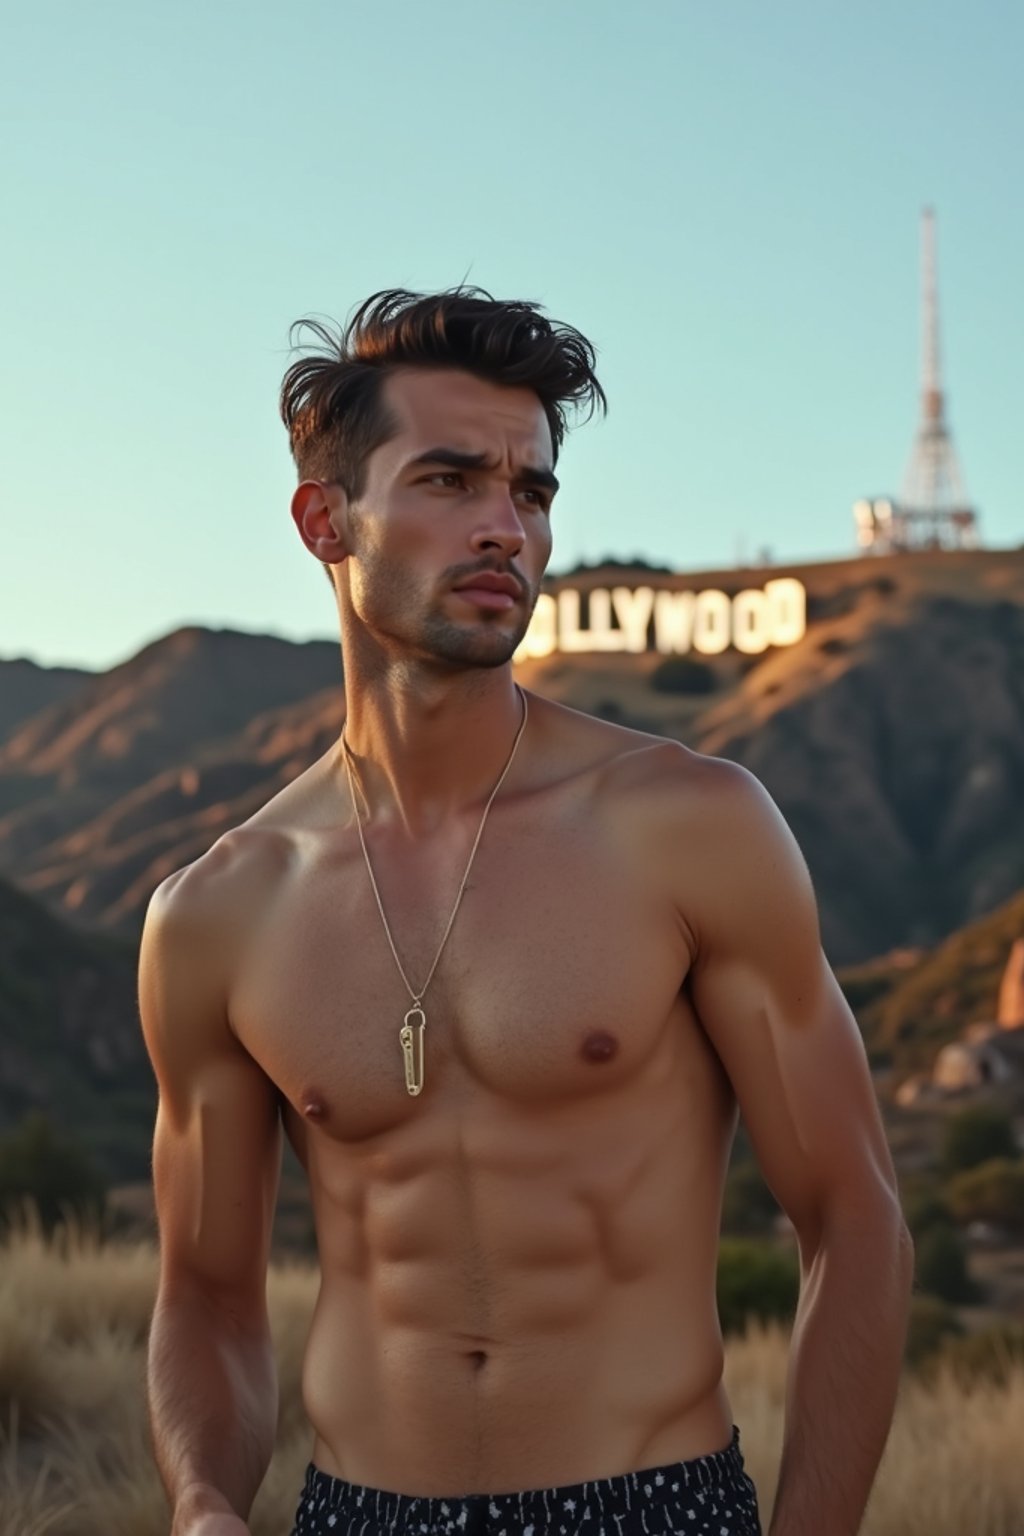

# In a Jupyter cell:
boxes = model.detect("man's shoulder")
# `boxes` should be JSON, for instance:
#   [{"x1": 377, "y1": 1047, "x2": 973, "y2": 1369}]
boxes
[
  {"x1": 530, "y1": 690, "x2": 771, "y2": 817},
  {"x1": 146, "y1": 819, "x2": 291, "y2": 952},
  {"x1": 143, "y1": 750, "x2": 345, "y2": 986},
  {"x1": 559, "y1": 708, "x2": 764, "y2": 814},
  {"x1": 154, "y1": 750, "x2": 337, "y2": 912},
  {"x1": 140, "y1": 823, "x2": 295, "y2": 1065}
]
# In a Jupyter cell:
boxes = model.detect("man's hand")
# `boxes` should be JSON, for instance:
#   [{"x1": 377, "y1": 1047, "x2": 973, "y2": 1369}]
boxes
[
  {"x1": 171, "y1": 1483, "x2": 252, "y2": 1536},
  {"x1": 178, "y1": 1517, "x2": 251, "y2": 1536}
]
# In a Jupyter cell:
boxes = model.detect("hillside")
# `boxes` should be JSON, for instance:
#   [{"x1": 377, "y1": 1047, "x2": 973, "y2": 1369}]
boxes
[
  {"x1": 838, "y1": 886, "x2": 1024, "y2": 1073},
  {"x1": 0, "y1": 653, "x2": 92, "y2": 747},
  {"x1": 0, "y1": 876, "x2": 149, "y2": 1178},
  {"x1": 516, "y1": 548, "x2": 1024, "y2": 961},
  {"x1": 0, "y1": 626, "x2": 343, "y2": 927},
  {"x1": 0, "y1": 624, "x2": 341, "y2": 798},
  {"x1": 0, "y1": 548, "x2": 1022, "y2": 964}
]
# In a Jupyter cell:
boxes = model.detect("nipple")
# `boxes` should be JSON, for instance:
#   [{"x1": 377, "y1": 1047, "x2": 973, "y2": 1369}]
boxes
[
  {"x1": 301, "y1": 1094, "x2": 328, "y2": 1122},
  {"x1": 581, "y1": 1031, "x2": 619, "y2": 1064}
]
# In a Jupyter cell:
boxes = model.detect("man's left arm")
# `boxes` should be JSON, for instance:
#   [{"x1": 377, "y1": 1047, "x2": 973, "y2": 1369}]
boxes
[{"x1": 683, "y1": 760, "x2": 915, "y2": 1536}]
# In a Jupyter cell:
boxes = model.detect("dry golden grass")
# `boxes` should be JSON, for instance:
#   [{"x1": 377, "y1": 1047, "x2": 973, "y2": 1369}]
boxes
[
  {"x1": 723, "y1": 1323, "x2": 1024, "y2": 1535},
  {"x1": 2, "y1": 1217, "x2": 1023, "y2": 1535}
]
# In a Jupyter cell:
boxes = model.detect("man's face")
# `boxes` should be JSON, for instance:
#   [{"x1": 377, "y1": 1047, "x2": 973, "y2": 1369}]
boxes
[{"x1": 340, "y1": 368, "x2": 557, "y2": 670}]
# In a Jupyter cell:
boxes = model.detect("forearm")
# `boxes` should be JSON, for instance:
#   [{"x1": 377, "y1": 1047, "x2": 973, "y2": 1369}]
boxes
[
  {"x1": 769, "y1": 1199, "x2": 914, "y2": 1536},
  {"x1": 148, "y1": 1287, "x2": 279, "y2": 1530}
]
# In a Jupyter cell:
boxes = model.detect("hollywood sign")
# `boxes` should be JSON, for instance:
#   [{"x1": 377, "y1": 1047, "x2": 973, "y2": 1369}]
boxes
[{"x1": 514, "y1": 578, "x2": 807, "y2": 661}]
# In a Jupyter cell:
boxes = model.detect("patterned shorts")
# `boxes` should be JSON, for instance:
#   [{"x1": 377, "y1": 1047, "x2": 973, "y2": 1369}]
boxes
[{"x1": 288, "y1": 1424, "x2": 762, "y2": 1534}]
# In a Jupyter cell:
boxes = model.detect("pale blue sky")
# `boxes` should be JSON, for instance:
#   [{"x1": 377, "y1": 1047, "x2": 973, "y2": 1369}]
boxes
[{"x1": 2, "y1": 0, "x2": 1021, "y2": 672}]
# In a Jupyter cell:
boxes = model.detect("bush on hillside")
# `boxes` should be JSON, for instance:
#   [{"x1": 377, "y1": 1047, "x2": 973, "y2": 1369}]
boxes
[
  {"x1": 941, "y1": 1106, "x2": 1019, "y2": 1175},
  {"x1": 721, "y1": 1161, "x2": 781, "y2": 1236},
  {"x1": 901, "y1": 1181, "x2": 952, "y2": 1240},
  {"x1": 946, "y1": 1158, "x2": 1024, "y2": 1236},
  {"x1": 717, "y1": 1239, "x2": 799, "y2": 1336},
  {"x1": 650, "y1": 657, "x2": 717, "y2": 695},
  {"x1": 914, "y1": 1223, "x2": 980, "y2": 1305},
  {"x1": 0, "y1": 1111, "x2": 107, "y2": 1235}
]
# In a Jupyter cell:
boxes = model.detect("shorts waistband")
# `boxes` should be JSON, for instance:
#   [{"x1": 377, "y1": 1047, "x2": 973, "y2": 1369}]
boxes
[{"x1": 294, "y1": 1424, "x2": 750, "y2": 1531}]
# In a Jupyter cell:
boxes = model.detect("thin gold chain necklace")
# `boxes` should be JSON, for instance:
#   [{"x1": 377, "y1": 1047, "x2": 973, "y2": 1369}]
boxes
[{"x1": 341, "y1": 685, "x2": 528, "y2": 1097}]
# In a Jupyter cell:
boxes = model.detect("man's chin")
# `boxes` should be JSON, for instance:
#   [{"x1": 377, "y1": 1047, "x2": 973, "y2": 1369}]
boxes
[
  {"x1": 420, "y1": 617, "x2": 525, "y2": 670},
  {"x1": 435, "y1": 637, "x2": 522, "y2": 670}
]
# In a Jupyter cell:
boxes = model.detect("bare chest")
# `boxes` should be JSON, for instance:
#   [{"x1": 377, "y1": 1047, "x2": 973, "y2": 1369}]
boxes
[{"x1": 230, "y1": 807, "x2": 694, "y2": 1139}]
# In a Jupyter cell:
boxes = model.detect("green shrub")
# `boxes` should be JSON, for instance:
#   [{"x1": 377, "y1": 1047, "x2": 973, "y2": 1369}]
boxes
[
  {"x1": 946, "y1": 1158, "x2": 1024, "y2": 1235},
  {"x1": 941, "y1": 1106, "x2": 1018, "y2": 1175},
  {"x1": 650, "y1": 657, "x2": 717, "y2": 695},
  {"x1": 904, "y1": 1293, "x2": 964, "y2": 1369},
  {"x1": 900, "y1": 1180, "x2": 952, "y2": 1239},
  {"x1": 0, "y1": 1111, "x2": 107, "y2": 1234},
  {"x1": 721, "y1": 1161, "x2": 780, "y2": 1236},
  {"x1": 914, "y1": 1223, "x2": 980, "y2": 1305},
  {"x1": 717, "y1": 1239, "x2": 799, "y2": 1336}
]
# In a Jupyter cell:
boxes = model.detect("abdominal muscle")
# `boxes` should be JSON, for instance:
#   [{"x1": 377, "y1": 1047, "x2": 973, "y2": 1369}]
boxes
[{"x1": 297, "y1": 1083, "x2": 737, "y2": 1497}]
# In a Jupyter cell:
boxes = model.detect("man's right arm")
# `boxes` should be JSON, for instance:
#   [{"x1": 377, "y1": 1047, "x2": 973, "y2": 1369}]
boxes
[{"x1": 140, "y1": 843, "x2": 283, "y2": 1536}]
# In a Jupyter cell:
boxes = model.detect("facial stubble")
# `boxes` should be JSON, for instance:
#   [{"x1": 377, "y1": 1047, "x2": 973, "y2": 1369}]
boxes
[{"x1": 350, "y1": 534, "x2": 538, "y2": 672}]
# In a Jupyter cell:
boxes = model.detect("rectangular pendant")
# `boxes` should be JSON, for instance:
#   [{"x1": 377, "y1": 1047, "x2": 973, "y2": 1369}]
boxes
[{"x1": 400, "y1": 1006, "x2": 426, "y2": 1096}]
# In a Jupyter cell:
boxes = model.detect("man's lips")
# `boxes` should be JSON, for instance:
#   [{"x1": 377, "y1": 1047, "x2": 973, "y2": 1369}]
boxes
[
  {"x1": 452, "y1": 573, "x2": 523, "y2": 598},
  {"x1": 451, "y1": 573, "x2": 523, "y2": 609}
]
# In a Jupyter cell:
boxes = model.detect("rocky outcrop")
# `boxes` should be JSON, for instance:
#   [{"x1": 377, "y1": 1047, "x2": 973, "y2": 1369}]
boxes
[{"x1": 997, "y1": 938, "x2": 1024, "y2": 1028}]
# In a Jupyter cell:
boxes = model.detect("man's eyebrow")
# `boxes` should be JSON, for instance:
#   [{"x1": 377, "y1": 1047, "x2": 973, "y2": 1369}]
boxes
[
  {"x1": 406, "y1": 447, "x2": 559, "y2": 495},
  {"x1": 513, "y1": 464, "x2": 560, "y2": 496},
  {"x1": 408, "y1": 447, "x2": 490, "y2": 472}
]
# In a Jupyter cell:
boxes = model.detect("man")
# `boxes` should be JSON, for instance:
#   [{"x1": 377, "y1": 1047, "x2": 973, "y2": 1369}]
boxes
[{"x1": 141, "y1": 288, "x2": 914, "y2": 1536}]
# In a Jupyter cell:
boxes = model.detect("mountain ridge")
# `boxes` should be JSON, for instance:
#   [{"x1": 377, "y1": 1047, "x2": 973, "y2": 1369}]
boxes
[{"x1": 1, "y1": 549, "x2": 1022, "y2": 964}]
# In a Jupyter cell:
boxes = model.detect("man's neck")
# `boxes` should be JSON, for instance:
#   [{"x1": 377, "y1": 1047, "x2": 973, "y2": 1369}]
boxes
[{"x1": 338, "y1": 664, "x2": 526, "y2": 837}]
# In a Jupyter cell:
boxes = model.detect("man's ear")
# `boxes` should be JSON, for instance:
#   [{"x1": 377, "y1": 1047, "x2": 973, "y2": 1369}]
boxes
[{"x1": 290, "y1": 480, "x2": 350, "y2": 568}]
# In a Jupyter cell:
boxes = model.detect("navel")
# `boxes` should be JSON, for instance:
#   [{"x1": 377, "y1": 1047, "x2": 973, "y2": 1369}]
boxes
[{"x1": 581, "y1": 1030, "x2": 620, "y2": 1064}]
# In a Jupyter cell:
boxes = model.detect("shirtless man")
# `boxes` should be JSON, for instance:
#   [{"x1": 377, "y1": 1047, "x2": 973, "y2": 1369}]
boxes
[{"x1": 141, "y1": 289, "x2": 914, "y2": 1536}]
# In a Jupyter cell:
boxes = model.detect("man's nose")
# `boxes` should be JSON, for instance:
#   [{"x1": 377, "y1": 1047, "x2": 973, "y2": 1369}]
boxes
[{"x1": 469, "y1": 487, "x2": 525, "y2": 559}]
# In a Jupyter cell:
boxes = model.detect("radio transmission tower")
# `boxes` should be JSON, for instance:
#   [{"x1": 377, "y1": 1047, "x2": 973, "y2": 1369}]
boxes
[{"x1": 853, "y1": 208, "x2": 980, "y2": 554}]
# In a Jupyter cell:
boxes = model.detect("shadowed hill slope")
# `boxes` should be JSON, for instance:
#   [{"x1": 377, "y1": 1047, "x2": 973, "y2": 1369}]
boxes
[
  {"x1": 0, "y1": 654, "x2": 93, "y2": 748},
  {"x1": 0, "y1": 626, "x2": 342, "y2": 925},
  {"x1": 0, "y1": 875, "x2": 148, "y2": 1176}
]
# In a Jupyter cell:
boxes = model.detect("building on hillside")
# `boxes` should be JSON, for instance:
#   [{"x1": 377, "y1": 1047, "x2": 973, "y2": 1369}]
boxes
[{"x1": 930, "y1": 1028, "x2": 1024, "y2": 1092}]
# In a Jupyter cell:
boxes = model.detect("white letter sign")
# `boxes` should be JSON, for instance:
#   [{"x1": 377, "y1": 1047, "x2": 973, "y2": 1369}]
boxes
[{"x1": 514, "y1": 576, "x2": 807, "y2": 663}]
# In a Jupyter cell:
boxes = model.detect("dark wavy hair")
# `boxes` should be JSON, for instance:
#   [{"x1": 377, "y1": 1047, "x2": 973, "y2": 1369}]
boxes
[{"x1": 280, "y1": 287, "x2": 606, "y2": 500}]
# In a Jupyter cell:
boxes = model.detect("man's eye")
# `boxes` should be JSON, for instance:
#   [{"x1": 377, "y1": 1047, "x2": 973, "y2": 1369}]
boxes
[
  {"x1": 427, "y1": 471, "x2": 463, "y2": 488},
  {"x1": 518, "y1": 489, "x2": 549, "y2": 509}
]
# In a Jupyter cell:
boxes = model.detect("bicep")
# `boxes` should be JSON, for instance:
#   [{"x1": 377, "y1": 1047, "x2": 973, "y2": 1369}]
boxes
[
  {"x1": 140, "y1": 867, "x2": 282, "y2": 1315},
  {"x1": 686, "y1": 768, "x2": 898, "y2": 1247}
]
